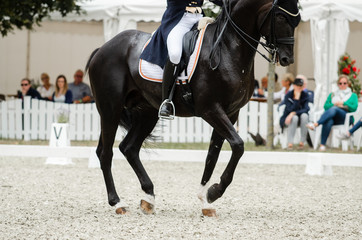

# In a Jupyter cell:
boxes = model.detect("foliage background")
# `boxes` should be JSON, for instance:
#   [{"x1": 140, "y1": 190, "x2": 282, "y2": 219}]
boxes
[
  {"x1": 338, "y1": 53, "x2": 361, "y2": 97},
  {"x1": 0, "y1": 0, "x2": 82, "y2": 37}
]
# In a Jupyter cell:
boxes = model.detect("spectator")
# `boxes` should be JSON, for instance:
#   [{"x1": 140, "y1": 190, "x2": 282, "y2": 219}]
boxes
[
  {"x1": 296, "y1": 74, "x2": 314, "y2": 103},
  {"x1": 68, "y1": 69, "x2": 92, "y2": 104},
  {"x1": 275, "y1": 73, "x2": 294, "y2": 104},
  {"x1": 253, "y1": 79, "x2": 260, "y2": 97},
  {"x1": 279, "y1": 78, "x2": 310, "y2": 150},
  {"x1": 257, "y1": 76, "x2": 268, "y2": 97},
  {"x1": 306, "y1": 75, "x2": 358, "y2": 151},
  {"x1": 17, "y1": 78, "x2": 41, "y2": 100},
  {"x1": 37, "y1": 73, "x2": 55, "y2": 100},
  {"x1": 337, "y1": 117, "x2": 362, "y2": 139},
  {"x1": 52, "y1": 75, "x2": 73, "y2": 104},
  {"x1": 274, "y1": 73, "x2": 281, "y2": 92},
  {"x1": 258, "y1": 73, "x2": 291, "y2": 102}
]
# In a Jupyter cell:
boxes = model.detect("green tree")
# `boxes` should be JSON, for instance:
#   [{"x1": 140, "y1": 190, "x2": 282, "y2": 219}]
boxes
[{"x1": 0, "y1": 0, "x2": 82, "y2": 37}]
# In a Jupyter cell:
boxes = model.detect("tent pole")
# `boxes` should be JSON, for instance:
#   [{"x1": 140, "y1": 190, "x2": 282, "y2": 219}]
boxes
[
  {"x1": 267, "y1": 54, "x2": 275, "y2": 149},
  {"x1": 327, "y1": 20, "x2": 330, "y2": 95},
  {"x1": 26, "y1": 30, "x2": 31, "y2": 79}
]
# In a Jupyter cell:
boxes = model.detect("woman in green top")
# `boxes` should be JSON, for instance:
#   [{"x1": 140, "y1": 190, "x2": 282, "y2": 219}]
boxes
[{"x1": 306, "y1": 75, "x2": 358, "y2": 151}]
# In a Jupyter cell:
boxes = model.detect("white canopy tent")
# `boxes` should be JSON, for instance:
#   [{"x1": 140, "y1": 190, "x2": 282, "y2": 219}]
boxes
[
  {"x1": 299, "y1": 0, "x2": 362, "y2": 110},
  {"x1": 50, "y1": 0, "x2": 166, "y2": 41},
  {"x1": 3, "y1": 0, "x2": 362, "y2": 97}
]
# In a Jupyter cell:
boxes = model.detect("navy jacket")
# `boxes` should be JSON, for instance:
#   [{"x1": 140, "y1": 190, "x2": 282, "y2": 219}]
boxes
[
  {"x1": 279, "y1": 90, "x2": 310, "y2": 129},
  {"x1": 18, "y1": 87, "x2": 42, "y2": 100},
  {"x1": 140, "y1": 0, "x2": 206, "y2": 68},
  {"x1": 52, "y1": 90, "x2": 73, "y2": 104},
  {"x1": 304, "y1": 89, "x2": 314, "y2": 103}
]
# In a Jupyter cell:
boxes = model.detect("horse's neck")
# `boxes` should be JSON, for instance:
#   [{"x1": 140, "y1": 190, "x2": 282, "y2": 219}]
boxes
[{"x1": 219, "y1": 14, "x2": 260, "y2": 69}]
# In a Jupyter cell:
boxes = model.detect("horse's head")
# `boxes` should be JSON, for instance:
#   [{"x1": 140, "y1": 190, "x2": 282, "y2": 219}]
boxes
[{"x1": 258, "y1": 0, "x2": 301, "y2": 66}]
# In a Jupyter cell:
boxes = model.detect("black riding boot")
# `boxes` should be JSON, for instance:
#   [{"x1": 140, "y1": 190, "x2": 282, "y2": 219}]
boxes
[{"x1": 159, "y1": 60, "x2": 178, "y2": 119}]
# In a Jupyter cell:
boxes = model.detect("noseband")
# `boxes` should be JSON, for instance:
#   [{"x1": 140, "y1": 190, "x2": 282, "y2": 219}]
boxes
[{"x1": 209, "y1": 0, "x2": 300, "y2": 69}]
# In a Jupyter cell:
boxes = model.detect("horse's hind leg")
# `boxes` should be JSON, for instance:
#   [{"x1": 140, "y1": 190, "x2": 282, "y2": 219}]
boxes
[
  {"x1": 98, "y1": 115, "x2": 124, "y2": 211},
  {"x1": 201, "y1": 110, "x2": 243, "y2": 216},
  {"x1": 119, "y1": 107, "x2": 159, "y2": 214}
]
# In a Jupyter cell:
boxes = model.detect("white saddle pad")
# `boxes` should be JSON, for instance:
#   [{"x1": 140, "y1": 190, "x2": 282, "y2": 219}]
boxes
[{"x1": 139, "y1": 26, "x2": 207, "y2": 84}]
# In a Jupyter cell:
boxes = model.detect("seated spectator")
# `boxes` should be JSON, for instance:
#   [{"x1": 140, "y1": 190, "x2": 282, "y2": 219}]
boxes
[
  {"x1": 52, "y1": 75, "x2": 73, "y2": 104},
  {"x1": 257, "y1": 76, "x2": 268, "y2": 98},
  {"x1": 17, "y1": 78, "x2": 41, "y2": 100},
  {"x1": 252, "y1": 79, "x2": 260, "y2": 97},
  {"x1": 275, "y1": 73, "x2": 294, "y2": 104},
  {"x1": 306, "y1": 75, "x2": 358, "y2": 151},
  {"x1": 296, "y1": 74, "x2": 314, "y2": 103},
  {"x1": 274, "y1": 73, "x2": 281, "y2": 92},
  {"x1": 37, "y1": 73, "x2": 55, "y2": 100},
  {"x1": 68, "y1": 69, "x2": 93, "y2": 103},
  {"x1": 337, "y1": 117, "x2": 362, "y2": 139},
  {"x1": 258, "y1": 73, "x2": 291, "y2": 102},
  {"x1": 279, "y1": 78, "x2": 310, "y2": 150}
]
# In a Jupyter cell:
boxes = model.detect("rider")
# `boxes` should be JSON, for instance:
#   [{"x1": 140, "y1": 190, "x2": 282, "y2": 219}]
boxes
[{"x1": 140, "y1": 0, "x2": 223, "y2": 119}]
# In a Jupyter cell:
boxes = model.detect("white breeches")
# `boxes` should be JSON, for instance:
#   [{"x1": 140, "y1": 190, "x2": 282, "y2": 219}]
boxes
[{"x1": 167, "y1": 12, "x2": 202, "y2": 64}]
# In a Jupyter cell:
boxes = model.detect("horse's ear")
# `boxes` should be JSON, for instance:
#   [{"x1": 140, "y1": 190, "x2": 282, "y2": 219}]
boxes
[{"x1": 256, "y1": 3, "x2": 272, "y2": 37}]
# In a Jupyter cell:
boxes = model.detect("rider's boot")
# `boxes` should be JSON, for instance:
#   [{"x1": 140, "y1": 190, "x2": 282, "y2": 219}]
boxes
[{"x1": 159, "y1": 60, "x2": 178, "y2": 119}]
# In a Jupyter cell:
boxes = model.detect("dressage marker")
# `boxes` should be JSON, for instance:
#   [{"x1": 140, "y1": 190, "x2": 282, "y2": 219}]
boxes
[{"x1": 45, "y1": 123, "x2": 73, "y2": 165}]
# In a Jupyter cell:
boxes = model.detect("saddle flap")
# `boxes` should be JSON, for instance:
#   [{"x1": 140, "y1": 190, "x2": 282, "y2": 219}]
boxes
[
  {"x1": 179, "y1": 27, "x2": 200, "y2": 75},
  {"x1": 139, "y1": 25, "x2": 208, "y2": 84}
]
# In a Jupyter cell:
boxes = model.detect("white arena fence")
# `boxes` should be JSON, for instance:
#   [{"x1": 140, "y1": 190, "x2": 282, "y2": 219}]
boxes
[{"x1": 0, "y1": 97, "x2": 271, "y2": 143}]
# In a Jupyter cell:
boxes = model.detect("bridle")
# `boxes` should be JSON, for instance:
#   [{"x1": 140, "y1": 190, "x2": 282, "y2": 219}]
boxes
[{"x1": 209, "y1": 0, "x2": 300, "y2": 69}]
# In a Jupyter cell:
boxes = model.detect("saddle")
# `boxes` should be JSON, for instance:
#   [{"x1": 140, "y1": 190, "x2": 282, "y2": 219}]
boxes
[
  {"x1": 179, "y1": 17, "x2": 214, "y2": 76},
  {"x1": 139, "y1": 18, "x2": 213, "y2": 111},
  {"x1": 179, "y1": 25, "x2": 200, "y2": 77},
  {"x1": 175, "y1": 26, "x2": 200, "y2": 108}
]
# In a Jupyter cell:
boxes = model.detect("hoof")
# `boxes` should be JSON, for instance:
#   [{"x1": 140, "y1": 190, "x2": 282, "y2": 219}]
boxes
[
  {"x1": 202, "y1": 208, "x2": 217, "y2": 217},
  {"x1": 140, "y1": 199, "x2": 155, "y2": 215},
  {"x1": 115, "y1": 207, "x2": 129, "y2": 215}
]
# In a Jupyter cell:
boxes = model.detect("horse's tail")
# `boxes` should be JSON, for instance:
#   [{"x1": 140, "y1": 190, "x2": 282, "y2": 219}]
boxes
[{"x1": 85, "y1": 48, "x2": 100, "y2": 75}]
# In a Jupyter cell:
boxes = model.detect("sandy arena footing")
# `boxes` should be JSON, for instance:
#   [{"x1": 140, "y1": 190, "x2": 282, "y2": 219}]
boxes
[{"x1": 0, "y1": 156, "x2": 361, "y2": 239}]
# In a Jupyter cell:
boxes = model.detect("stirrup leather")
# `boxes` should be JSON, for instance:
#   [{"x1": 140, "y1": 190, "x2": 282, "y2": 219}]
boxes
[{"x1": 158, "y1": 99, "x2": 175, "y2": 120}]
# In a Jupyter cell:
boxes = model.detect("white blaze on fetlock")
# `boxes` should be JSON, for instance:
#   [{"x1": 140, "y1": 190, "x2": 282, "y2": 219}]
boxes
[
  {"x1": 114, "y1": 201, "x2": 129, "y2": 214},
  {"x1": 198, "y1": 182, "x2": 217, "y2": 217},
  {"x1": 140, "y1": 194, "x2": 155, "y2": 214},
  {"x1": 197, "y1": 182, "x2": 213, "y2": 209}
]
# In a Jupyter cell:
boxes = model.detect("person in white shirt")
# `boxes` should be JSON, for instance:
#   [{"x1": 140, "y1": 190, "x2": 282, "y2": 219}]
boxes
[
  {"x1": 37, "y1": 73, "x2": 55, "y2": 100},
  {"x1": 275, "y1": 73, "x2": 294, "y2": 104}
]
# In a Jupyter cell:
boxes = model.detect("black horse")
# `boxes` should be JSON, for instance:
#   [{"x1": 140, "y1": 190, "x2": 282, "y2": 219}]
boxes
[{"x1": 86, "y1": 0, "x2": 300, "y2": 216}]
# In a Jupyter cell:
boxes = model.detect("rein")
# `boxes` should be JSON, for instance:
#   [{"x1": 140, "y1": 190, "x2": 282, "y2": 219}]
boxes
[{"x1": 209, "y1": 0, "x2": 300, "y2": 69}]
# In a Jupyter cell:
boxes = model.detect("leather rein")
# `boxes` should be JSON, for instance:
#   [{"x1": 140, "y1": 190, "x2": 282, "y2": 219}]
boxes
[{"x1": 209, "y1": 0, "x2": 300, "y2": 70}]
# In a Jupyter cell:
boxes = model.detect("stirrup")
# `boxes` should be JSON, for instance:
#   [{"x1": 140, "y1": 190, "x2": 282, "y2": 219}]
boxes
[{"x1": 158, "y1": 99, "x2": 175, "y2": 120}]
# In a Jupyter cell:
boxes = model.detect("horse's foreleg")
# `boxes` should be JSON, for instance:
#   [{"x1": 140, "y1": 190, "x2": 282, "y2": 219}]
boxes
[
  {"x1": 197, "y1": 129, "x2": 224, "y2": 216},
  {"x1": 119, "y1": 109, "x2": 159, "y2": 215},
  {"x1": 202, "y1": 109, "x2": 243, "y2": 215}
]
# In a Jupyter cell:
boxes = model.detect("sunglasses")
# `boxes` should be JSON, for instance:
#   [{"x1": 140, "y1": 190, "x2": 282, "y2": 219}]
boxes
[
  {"x1": 338, "y1": 82, "x2": 348, "y2": 85},
  {"x1": 21, "y1": 83, "x2": 29, "y2": 86},
  {"x1": 75, "y1": 75, "x2": 83, "y2": 78}
]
